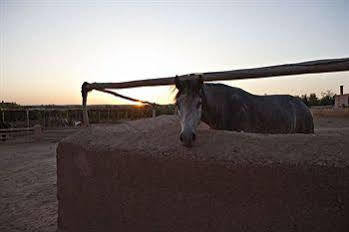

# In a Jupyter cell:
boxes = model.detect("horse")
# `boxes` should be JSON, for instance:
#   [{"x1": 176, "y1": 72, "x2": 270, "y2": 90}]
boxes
[{"x1": 174, "y1": 76, "x2": 314, "y2": 147}]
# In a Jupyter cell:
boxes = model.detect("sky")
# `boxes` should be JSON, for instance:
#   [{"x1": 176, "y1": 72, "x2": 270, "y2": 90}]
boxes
[{"x1": 0, "y1": 0, "x2": 348, "y2": 105}]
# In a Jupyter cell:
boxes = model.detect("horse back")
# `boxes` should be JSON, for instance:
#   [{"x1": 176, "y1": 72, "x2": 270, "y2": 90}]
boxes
[
  {"x1": 202, "y1": 84, "x2": 314, "y2": 134},
  {"x1": 253, "y1": 94, "x2": 314, "y2": 133}
]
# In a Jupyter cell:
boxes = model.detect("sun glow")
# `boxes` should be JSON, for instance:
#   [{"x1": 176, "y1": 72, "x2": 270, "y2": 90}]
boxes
[{"x1": 134, "y1": 101, "x2": 144, "y2": 107}]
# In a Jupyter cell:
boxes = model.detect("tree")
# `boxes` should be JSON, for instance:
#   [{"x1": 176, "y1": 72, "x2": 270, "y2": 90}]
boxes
[
  {"x1": 0, "y1": 101, "x2": 21, "y2": 109},
  {"x1": 319, "y1": 90, "x2": 335, "y2": 106},
  {"x1": 299, "y1": 90, "x2": 335, "y2": 107},
  {"x1": 308, "y1": 93, "x2": 319, "y2": 106},
  {"x1": 300, "y1": 94, "x2": 309, "y2": 106}
]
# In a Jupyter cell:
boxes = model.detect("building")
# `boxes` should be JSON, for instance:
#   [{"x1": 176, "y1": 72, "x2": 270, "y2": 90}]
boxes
[{"x1": 334, "y1": 85, "x2": 349, "y2": 108}]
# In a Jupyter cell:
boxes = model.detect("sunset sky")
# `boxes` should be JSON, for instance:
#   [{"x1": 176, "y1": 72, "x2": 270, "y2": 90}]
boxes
[{"x1": 0, "y1": 0, "x2": 348, "y2": 105}]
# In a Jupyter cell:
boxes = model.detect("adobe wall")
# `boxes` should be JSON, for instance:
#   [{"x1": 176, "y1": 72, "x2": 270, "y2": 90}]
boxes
[{"x1": 57, "y1": 115, "x2": 349, "y2": 232}]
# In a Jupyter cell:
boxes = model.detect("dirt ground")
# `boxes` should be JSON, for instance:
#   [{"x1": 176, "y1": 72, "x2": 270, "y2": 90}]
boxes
[
  {"x1": 1, "y1": 116, "x2": 349, "y2": 232},
  {"x1": 0, "y1": 129, "x2": 79, "y2": 232}
]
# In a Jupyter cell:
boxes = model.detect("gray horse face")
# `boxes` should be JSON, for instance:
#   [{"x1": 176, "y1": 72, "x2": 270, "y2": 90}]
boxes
[{"x1": 175, "y1": 76, "x2": 203, "y2": 147}]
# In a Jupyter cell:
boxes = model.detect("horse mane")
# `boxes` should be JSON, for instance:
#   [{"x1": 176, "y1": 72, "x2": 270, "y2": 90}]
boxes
[{"x1": 174, "y1": 80, "x2": 203, "y2": 103}]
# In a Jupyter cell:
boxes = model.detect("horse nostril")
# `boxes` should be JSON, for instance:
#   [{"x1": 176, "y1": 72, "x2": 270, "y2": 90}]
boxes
[
  {"x1": 192, "y1": 133, "x2": 196, "y2": 141},
  {"x1": 180, "y1": 133, "x2": 183, "y2": 142}
]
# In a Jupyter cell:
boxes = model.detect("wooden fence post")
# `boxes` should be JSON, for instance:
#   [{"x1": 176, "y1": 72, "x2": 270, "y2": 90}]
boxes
[
  {"x1": 43, "y1": 110, "x2": 46, "y2": 129},
  {"x1": 26, "y1": 110, "x2": 29, "y2": 128},
  {"x1": 152, "y1": 106, "x2": 156, "y2": 118}
]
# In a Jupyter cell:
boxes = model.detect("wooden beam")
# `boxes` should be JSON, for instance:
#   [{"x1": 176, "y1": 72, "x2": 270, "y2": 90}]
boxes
[
  {"x1": 81, "y1": 57, "x2": 349, "y2": 126},
  {"x1": 84, "y1": 57, "x2": 349, "y2": 91}
]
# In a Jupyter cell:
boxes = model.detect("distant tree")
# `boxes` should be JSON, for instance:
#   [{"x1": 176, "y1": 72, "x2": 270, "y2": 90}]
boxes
[
  {"x1": 319, "y1": 90, "x2": 335, "y2": 106},
  {"x1": 298, "y1": 90, "x2": 336, "y2": 107},
  {"x1": 300, "y1": 94, "x2": 309, "y2": 106},
  {"x1": 308, "y1": 93, "x2": 319, "y2": 106},
  {"x1": 0, "y1": 101, "x2": 21, "y2": 109}
]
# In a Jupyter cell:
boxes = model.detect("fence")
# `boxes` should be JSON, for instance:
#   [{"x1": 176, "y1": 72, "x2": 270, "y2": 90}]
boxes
[
  {"x1": 0, "y1": 108, "x2": 83, "y2": 129},
  {"x1": 81, "y1": 57, "x2": 349, "y2": 126},
  {"x1": 0, "y1": 125, "x2": 42, "y2": 141},
  {"x1": 0, "y1": 105, "x2": 175, "y2": 129}
]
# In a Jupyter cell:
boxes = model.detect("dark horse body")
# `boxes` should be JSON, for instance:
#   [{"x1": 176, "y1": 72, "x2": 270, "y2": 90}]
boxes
[
  {"x1": 201, "y1": 83, "x2": 314, "y2": 134},
  {"x1": 175, "y1": 77, "x2": 314, "y2": 147}
]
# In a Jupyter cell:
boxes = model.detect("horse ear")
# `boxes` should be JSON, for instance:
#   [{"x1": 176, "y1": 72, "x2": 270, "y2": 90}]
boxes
[{"x1": 174, "y1": 75, "x2": 182, "y2": 90}]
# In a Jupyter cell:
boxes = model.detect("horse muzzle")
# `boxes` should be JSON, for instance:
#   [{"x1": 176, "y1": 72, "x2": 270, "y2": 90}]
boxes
[{"x1": 179, "y1": 131, "x2": 196, "y2": 147}]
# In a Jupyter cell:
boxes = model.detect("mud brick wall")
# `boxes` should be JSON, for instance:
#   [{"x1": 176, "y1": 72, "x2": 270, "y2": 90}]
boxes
[{"x1": 57, "y1": 115, "x2": 349, "y2": 232}]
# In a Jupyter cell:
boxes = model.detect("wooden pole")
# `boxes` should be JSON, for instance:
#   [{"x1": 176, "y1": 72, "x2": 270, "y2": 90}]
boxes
[
  {"x1": 81, "y1": 82, "x2": 89, "y2": 126},
  {"x1": 152, "y1": 107, "x2": 156, "y2": 118},
  {"x1": 81, "y1": 57, "x2": 349, "y2": 126},
  {"x1": 84, "y1": 58, "x2": 349, "y2": 91}
]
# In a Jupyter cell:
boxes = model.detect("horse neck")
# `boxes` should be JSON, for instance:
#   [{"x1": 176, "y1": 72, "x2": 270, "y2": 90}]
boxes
[
  {"x1": 200, "y1": 84, "x2": 213, "y2": 125},
  {"x1": 199, "y1": 84, "x2": 250, "y2": 128}
]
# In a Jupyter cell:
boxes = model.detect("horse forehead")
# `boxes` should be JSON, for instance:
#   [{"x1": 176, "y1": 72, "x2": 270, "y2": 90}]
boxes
[{"x1": 178, "y1": 93, "x2": 199, "y2": 105}]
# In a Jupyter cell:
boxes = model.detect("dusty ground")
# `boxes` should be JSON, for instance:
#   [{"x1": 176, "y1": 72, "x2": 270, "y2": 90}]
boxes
[
  {"x1": 1, "y1": 116, "x2": 349, "y2": 232},
  {"x1": 0, "y1": 129, "x2": 79, "y2": 232}
]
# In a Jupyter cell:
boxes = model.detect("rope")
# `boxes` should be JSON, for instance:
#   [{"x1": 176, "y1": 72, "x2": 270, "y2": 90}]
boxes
[{"x1": 97, "y1": 89, "x2": 158, "y2": 106}]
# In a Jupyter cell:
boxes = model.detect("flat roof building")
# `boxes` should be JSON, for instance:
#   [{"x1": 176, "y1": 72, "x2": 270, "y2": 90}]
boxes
[{"x1": 334, "y1": 85, "x2": 349, "y2": 108}]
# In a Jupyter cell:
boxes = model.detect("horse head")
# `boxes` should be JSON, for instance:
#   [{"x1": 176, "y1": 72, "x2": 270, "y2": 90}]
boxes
[{"x1": 174, "y1": 75, "x2": 204, "y2": 147}]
